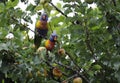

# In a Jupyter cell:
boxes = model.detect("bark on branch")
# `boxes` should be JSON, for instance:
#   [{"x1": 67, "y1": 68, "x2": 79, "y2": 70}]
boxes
[
  {"x1": 84, "y1": 25, "x2": 97, "y2": 62},
  {"x1": 49, "y1": 2, "x2": 68, "y2": 18}
]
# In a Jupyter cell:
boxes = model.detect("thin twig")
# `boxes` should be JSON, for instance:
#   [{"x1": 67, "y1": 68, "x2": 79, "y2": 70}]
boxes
[
  {"x1": 117, "y1": 23, "x2": 120, "y2": 35},
  {"x1": 112, "y1": 0, "x2": 116, "y2": 6},
  {"x1": 65, "y1": 52, "x2": 90, "y2": 82},
  {"x1": 77, "y1": 72, "x2": 90, "y2": 83},
  {"x1": 55, "y1": 61, "x2": 89, "y2": 83},
  {"x1": 50, "y1": 2, "x2": 82, "y2": 26},
  {"x1": 84, "y1": 24, "x2": 97, "y2": 62},
  {"x1": 55, "y1": 61, "x2": 76, "y2": 72},
  {"x1": 43, "y1": 59, "x2": 69, "y2": 82},
  {"x1": 49, "y1": 2, "x2": 68, "y2": 17},
  {"x1": 65, "y1": 52, "x2": 81, "y2": 70},
  {"x1": 61, "y1": 74, "x2": 77, "y2": 83}
]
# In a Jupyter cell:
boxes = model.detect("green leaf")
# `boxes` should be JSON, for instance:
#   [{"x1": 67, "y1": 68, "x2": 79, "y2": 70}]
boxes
[
  {"x1": 63, "y1": 4, "x2": 71, "y2": 8},
  {"x1": 51, "y1": 16, "x2": 65, "y2": 25},
  {"x1": 14, "y1": 8, "x2": 24, "y2": 18},
  {"x1": 56, "y1": 2, "x2": 61, "y2": 8},
  {"x1": 0, "y1": 60, "x2": 2, "y2": 67},
  {"x1": 0, "y1": 43, "x2": 9, "y2": 51},
  {"x1": 115, "y1": 71, "x2": 120, "y2": 83},
  {"x1": 0, "y1": 3, "x2": 5, "y2": 12},
  {"x1": 92, "y1": 64, "x2": 102, "y2": 70},
  {"x1": 34, "y1": 0, "x2": 40, "y2": 5},
  {"x1": 88, "y1": 70, "x2": 94, "y2": 77},
  {"x1": 47, "y1": 80, "x2": 58, "y2": 83},
  {"x1": 63, "y1": 0, "x2": 73, "y2": 2},
  {"x1": 6, "y1": 0, "x2": 19, "y2": 8},
  {"x1": 35, "y1": 5, "x2": 42, "y2": 11},
  {"x1": 23, "y1": 16, "x2": 33, "y2": 23},
  {"x1": 26, "y1": 4, "x2": 36, "y2": 12},
  {"x1": 64, "y1": 8, "x2": 72, "y2": 15},
  {"x1": 0, "y1": 13, "x2": 8, "y2": 27}
]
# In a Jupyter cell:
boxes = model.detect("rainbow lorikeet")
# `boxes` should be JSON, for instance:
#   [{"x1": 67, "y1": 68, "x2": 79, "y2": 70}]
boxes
[
  {"x1": 34, "y1": 13, "x2": 49, "y2": 49},
  {"x1": 45, "y1": 32, "x2": 57, "y2": 51}
]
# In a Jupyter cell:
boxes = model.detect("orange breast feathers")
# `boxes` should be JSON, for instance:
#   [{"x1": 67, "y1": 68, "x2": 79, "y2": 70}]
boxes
[
  {"x1": 35, "y1": 20, "x2": 48, "y2": 29},
  {"x1": 45, "y1": 40, "x2": 55, "y2": 51}
]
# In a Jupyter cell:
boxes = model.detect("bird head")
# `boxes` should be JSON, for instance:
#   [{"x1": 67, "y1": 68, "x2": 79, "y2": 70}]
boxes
[
  {"x1": 49, "y1": 31, "x2": 57, "y2": 42},
  {"x1": 40, "y1": 13, "x2": 48, "y2": 21}
]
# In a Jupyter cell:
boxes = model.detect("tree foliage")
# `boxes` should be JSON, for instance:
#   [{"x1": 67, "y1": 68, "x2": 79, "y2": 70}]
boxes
[{"x1": 0, "y1": 0, "x2": 120, "y2": 83}]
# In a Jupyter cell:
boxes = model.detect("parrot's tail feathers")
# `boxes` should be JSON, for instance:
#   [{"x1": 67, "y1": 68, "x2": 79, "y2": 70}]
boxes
[{"x1": 34, "y1": 35, "x2": 42, "y2": 50}]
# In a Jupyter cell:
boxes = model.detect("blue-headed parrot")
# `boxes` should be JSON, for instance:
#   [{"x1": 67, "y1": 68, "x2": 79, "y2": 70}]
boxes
[
  {"x1": 34, "y1": 13, "x2": 49, "y2": 49},
  {"x1": 45, "y1": 31, "x2": 57, "y2": 51}
]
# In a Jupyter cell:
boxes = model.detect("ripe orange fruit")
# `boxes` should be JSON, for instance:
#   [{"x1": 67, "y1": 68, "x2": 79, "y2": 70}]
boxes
[
  {"x1": 36, "y1": 47, "x2": 46, "y2": 53},
  {"x1": 58, "y1": 48, "x2": 65, "y2": 55},
  {"x1": 62, "y1": 80, "x2": 68, "y2": 83},
  {"x1": 52, "y1": 67, "x2": 62, "y2": 77},
  {"x1": 73, "y1": 77, "x2": 82, "y2": 83}
]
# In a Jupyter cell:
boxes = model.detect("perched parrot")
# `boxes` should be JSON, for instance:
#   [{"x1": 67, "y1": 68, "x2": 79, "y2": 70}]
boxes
[
  {"x1": 34, "y1": 13, "x2": 49, "y2": 49},
  {"x1": 45, "y1": 32, "x2": 57, "y2": 51}
]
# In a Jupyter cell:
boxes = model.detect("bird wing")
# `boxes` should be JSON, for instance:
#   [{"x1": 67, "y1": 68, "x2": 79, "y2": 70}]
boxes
[
  {"x1": 45, "y1": 40, "x2": 55, "y2": 50},
  {"x1": 35, "y1": 20, "x2": 48, "y2": 29}
]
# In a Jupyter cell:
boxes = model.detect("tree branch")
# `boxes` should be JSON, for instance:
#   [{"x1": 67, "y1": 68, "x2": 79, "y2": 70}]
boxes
[
  {"x1": 65, "y1": 52, "x2": 90, "y2": 83},
  {"x1": 65, "y1": 52, "x2": 81, "y2": 70},
  {"x1": 61, "y1": 74, "x2": 77, "y2": 83},
  {"x1": 49, "y1": 2, "x2": 83, "y2": 25},
  {"x1": 55, "y1": 60, "x2": 89, "y2": 83},
  {"x1": 117, "y1": 23, "x2": 120, "y2": 35},
  {"x1": 49, "y1": 2, "x2": 68, "y2": 17},
  {"x1": 42, "y1": 60, "x2": 62, "y2": 82},
  {"x1": 54, "y1": 61, "x2": 76, "y2": 72},
  {"x1": 77, "y1": 72, "x2": 90, "y2": 83},
  {"x1": 112, "y1": 0, "x2": 116, "y2": 6},
  {"x1": 84, "y1": 25, "x2": 97, "y2": 62}
]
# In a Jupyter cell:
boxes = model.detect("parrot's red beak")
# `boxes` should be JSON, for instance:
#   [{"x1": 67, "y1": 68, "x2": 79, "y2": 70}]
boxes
[
  {"x1": 42, "y1": 15, "x2": 46, "y2": 20},
  {"x1": 54, "y1": 36, "x2": 57, "y2": 41}
]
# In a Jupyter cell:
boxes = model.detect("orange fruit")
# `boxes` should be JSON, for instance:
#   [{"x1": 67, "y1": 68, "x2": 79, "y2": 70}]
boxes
[
  {"x1": 52, "y1": 67, "x2": 62, "y2": 77},
  {"x1": 73, "y1": 77, "x2": 82, "y2": 83}
]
